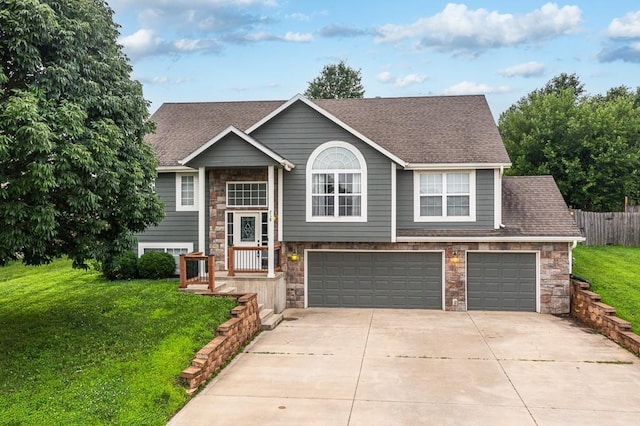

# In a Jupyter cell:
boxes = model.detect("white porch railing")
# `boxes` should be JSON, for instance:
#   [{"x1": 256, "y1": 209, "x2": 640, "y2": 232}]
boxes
[{"x1": 227, "y1": 244, "x2": 282, "y2": 276}]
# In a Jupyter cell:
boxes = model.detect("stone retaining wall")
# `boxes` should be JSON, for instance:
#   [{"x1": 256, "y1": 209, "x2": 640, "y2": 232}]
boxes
[
  {"x1": 571, "y1": 279, "x2": 640, "y2": 357},
  {"x1": 180, "y1": 293, "x2": 261, "y2": 394}
]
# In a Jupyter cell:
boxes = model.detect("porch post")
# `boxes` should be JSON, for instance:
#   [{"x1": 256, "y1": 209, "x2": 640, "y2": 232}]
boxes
[
  {"x1": 198, "y1": 167, "x2": 206, "y2": 254},
  {"x1": 267, "y1": 165, "x2": 275, "y2": 278}
]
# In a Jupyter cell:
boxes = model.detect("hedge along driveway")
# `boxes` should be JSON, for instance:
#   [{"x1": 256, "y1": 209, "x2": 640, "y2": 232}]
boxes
[{"x1": 0, "y1": 259, "x2": 236, "y2": 425}]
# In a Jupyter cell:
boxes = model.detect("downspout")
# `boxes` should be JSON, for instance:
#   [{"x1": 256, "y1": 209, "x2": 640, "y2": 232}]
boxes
[
  {"x1": 498, "y1": 165, "x2": 506, "y2": 228},
  {"x1": 569, "y1": 240, "x2": 578, "y2": 275}
]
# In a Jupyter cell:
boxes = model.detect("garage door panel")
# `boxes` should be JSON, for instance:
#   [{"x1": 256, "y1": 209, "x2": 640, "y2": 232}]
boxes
[
  {"x1": 308, "y1": 252, "x2": 442, "y2": 309},
  {"x1": 468, "y1": 252, "x2": 536, "y2": 312}
]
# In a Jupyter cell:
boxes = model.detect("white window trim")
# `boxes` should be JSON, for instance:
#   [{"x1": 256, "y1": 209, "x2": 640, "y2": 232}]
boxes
[
  {"x1": 137, "y1": 242, "x2": 194, "y2": 256},
  {"x1": 306, "y1": 141, "x2": 368, "y2": 222},
  {"x1": 413, "y1": 170, "x2": 476, "y2": 222},
  {"x1": 176, "y1": 172, "x2": 199, "y2": 212},
  {"x1": 226, "y1": 181, "x2": 268, "y2": 208}
]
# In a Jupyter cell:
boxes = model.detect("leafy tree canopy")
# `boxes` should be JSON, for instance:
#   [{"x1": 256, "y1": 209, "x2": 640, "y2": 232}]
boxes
[
  {"x1": 499, "y1": 73, "x2": 640, "y2": 212},
  {"x1": 0, "y1": 0, "x2": 164, "y2": 267},
  {"x1": 304, "y1": 61, "x2": 365, "y2": 99}
]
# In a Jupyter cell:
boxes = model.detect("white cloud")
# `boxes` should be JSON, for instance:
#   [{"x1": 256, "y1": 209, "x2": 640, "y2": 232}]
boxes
[
  {"x1": 499, "y1": 61, "x2": 545, "y2": 78},
  {"x1": 287, "y1": 12, "x2": 309, "y2": 21},
  {"x1": 137, "y1": 76, "x2": 192, "y2": 85},
  {"x1": 173, "y1": 39, "x2": 201, "y2": 51},
  {"x1": 119, "y1": 29, "x2": 163, "y2": 58},
  {"x1": 284, "y1": 32, "x2": 313, "y2": 42},
  {"x1": 442, "y1": 81, "x2": 510, "y2": 96},
  {"x1": 606, "y1": 11, "x2": 640, "y2": 38},
  {"x1": 244, "y1": 31, "x2": 277, "y2": 42},
  {"x1": 119, "y1": 29, "x2": 221, "y2": 59},
  {"x1": 113, "y1": 0, "x2": 277, "y2": 8},
  {"x1": 376, "y1": 71, "x2": 427, "y2": 87},
  {"x1": 376, "y1": 71, "x2": 393, "y2": 83},
  {"x1": 375, "y1": 3, "x2": 582, "y2": 52},
  {"x1": 395, "y1": 73, "x2": 427, "y2": 88}
]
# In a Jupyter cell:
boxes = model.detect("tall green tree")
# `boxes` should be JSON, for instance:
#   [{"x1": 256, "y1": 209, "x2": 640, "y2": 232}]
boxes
[
  {"x1": 0, "y1": 0, "x2": 164, "y2": 267},
  {"x1": 499, "y1": 74, "x2": 640, "y2": 212},
  {"x1": 304, "y1": 61, "x2": 365, "y2": 99}
]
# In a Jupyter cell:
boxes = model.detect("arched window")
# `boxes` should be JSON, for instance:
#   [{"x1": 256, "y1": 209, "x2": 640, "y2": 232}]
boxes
[{"x1": 306, "y1": 141, "x2": 367, "y2": 222}]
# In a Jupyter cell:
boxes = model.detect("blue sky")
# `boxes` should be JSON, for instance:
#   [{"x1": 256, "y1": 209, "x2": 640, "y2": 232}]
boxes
[{"x1": 110, "y1": 1, "x2": 640, "y2": 119}]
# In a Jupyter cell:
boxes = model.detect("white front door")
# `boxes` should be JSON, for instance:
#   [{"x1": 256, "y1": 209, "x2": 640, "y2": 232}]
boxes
[{"x1": 232, "y1": 212, "x2": 262, "y2": 270}]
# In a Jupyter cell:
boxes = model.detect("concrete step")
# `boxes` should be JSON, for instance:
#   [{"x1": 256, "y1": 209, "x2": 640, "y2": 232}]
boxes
[
  {"x1": 179, "y1": 284, "x2": 213, "y2": 294},
  {"x1": 215, "y1": 286, "x2": 237, "y2": 294},
  {"x1": 259, "y1": 308, "x2": 273, "y2": 321},
  {"x1": 259, "y1": 308, "x2": 283, "y2": 331}
]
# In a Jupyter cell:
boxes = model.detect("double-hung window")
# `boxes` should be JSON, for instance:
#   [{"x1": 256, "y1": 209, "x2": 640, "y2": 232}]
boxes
[
  {"x1": 414, "y1": 171, "x2": 475, "y2": 222},
  {"x1": 176, "y1": 173, "x2": 198, "y2": 211},
  {"x1": 306, "y1": 141, "x2": 367, "y2": 222}
]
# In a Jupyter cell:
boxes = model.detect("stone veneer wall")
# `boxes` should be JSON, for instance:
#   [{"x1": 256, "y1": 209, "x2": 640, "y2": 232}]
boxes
[
  {"x1": 571, "y1": 279, "x2": 640, "y2": 357},
  {"x1": 284, "y1": 242, "x2": 570, "y2": 314},
  {"x1": 209, "y1": 169, "x2": 277, "y2": 271},
  {"x1": 180, "y1": 293, "x2": 261, "y2": 394}
]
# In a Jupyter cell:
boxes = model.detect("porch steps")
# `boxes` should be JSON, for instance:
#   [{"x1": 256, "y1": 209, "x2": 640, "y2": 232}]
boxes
[
  {"x1": 215, "y1": 285, "x2": 237, "y2": 294},
  {"x1": 259, "y1": 307, "x2": 283, "y2": 331},
  {"x1": 181, "y1": 284, "x2": 282, "y2": 330},
  {"x1": 179, "y1": 282, "x2": 236, "y2": 295}
]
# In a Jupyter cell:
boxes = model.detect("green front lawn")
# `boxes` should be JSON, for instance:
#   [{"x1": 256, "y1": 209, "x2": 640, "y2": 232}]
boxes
[
  {"x1": 0, "y1": 259, "x2": 236, "y2": 425},
  {"x1": 573, "y1": 245, "x2": 640, "y2": 334}
]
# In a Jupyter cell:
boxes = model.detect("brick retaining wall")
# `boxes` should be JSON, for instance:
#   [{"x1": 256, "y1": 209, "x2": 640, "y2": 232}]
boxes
[
  {"x1": 180, "y1": 292, "x2": 261, "y2": 394},
  {"x1": 571, "y1": 279, "x2": 640, "y2": 357}
]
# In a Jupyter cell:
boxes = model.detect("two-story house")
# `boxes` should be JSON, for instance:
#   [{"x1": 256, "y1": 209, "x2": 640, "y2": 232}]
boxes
[{"x1": 138, "y1": 94, "x2": 583, "y2": 314}]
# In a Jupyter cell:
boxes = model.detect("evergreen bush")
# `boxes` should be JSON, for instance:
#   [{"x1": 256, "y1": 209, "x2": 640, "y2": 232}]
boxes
[{"x1": 138, "y1": 251, "x2": 175, "y2": 279}]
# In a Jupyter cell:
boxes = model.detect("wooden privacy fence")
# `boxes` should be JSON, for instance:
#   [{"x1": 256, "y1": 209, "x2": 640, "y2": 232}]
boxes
[{"x1": 572, "y1": 209, "x2": 640, "y2": 246}]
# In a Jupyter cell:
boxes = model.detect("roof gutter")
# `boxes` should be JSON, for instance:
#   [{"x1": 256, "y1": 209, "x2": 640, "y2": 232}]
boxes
[
  {"x1": 157, "y1": 165, "x2": 197, "y2": 173},
  {"x1": 397, "y1": 236, "x2": 586, "y2": 243},
  {"x1": 404, "y1": 162, "x2": 512, "y2": 170}
]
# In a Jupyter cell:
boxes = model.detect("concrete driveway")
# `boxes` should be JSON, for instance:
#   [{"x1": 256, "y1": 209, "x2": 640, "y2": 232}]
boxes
[{"x1": 169, "y1": 309, "x2": 640, "y2": 425}]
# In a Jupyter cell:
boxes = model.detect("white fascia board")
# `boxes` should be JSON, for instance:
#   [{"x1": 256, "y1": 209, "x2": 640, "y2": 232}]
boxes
[
  {"x1": 157, "y1": 165, "x2": 197, "y2": 173},
  {"x1": 245, "y1": 94, "x2": 407, "y2": 167},
  {"x1": 397, "y1": 236, "x2": 586, "y2": 243},
  {"x1": 179, "y1": 126, "x2": 295, "y2": 170},
  {"x1": 404, "y1": 163, "x2": 512, "y2": 170}
]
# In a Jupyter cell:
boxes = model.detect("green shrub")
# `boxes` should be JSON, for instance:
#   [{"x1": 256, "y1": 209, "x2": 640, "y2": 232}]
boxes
[
  {"x1": 138, "y1": 251, "x2": 175, "y2": 279},
  {"x1": 102, "y1": 251, "x2": 139, "y2": 280}
]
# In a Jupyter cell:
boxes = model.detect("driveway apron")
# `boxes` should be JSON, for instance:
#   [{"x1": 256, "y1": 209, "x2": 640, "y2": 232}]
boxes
[{"x1": 168, "y1": 308, "x2": 640, "y2": 425}]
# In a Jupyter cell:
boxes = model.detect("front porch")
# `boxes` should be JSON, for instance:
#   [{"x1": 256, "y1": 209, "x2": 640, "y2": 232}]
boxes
[
  {"x1": 178, "y1": 127, "x2": 293, "y2": 315},
  {"x1": 179, "y1": 252, "x2": 287, "y2": 314}
]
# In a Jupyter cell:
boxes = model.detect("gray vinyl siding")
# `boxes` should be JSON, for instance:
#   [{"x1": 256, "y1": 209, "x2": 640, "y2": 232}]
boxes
[
  {"x1": 396, "y1": 169, "x2": 495, "y2": 229},
  {"x1": 186, "y1": 134, "x2": 279, "y2": 168},
  {"x1": 135, "y1": 173, "x2": 199, "y2": 250},
  {"x1": 251, "y1": 101, "x2": 392, "y2": 242}
]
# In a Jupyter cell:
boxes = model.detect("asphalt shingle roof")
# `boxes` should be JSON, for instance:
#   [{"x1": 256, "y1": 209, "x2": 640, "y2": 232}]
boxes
[
  {"x1": 147, "y1": 95, "x2": 511, "y2": 166},
  {"x1": 397, "y1": 176, "x2": 583, "y2": 239}
]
